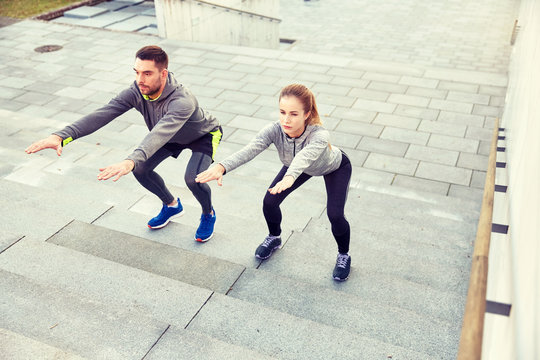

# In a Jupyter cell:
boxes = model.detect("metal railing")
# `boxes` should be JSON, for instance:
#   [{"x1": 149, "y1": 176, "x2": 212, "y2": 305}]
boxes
[{"x1": 457, "y1": 117, "x2": 500, "y2": 360}]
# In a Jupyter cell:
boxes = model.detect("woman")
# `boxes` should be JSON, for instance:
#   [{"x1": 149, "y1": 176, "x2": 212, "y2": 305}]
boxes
[{"x1": 195, "y1": 84, "x2": 352, "y2": 281}]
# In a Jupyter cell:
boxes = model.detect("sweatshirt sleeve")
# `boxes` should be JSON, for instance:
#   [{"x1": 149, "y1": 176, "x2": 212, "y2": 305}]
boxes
[
  {"x1": 218, "y1": 122, "x2": 276, "y2": 173},
  {"x1": 285, "y1": 129, "x2": 329, "y2": 180},
  {"x1": 53, "y1": 88, "x2": 135, "y2": 142},
  {"x1": 126, "y1": 97, "x2": 196, "y2": 166}
]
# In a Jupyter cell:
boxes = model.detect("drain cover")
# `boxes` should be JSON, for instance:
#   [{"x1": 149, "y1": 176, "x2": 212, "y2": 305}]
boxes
[{"x1": 34, "y1": 45, "x2": 63, "y2": 53}]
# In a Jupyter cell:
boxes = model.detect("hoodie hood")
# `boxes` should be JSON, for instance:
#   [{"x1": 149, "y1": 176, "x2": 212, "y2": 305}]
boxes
[{"x1": 158, "y1": 72, "x2": 180, "y2": 101}]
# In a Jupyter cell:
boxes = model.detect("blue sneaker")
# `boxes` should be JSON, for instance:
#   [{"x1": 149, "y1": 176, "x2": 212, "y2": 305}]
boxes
[
  {"x1": 195, "y1": 208, "x2": 216, "y2": 242},
  {"x1": 147, "y1": 198, "x2": 184, "y2": 229}
]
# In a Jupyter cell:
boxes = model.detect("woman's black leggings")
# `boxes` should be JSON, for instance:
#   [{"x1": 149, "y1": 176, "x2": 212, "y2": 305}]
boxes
[
  {"x1": 132, "y1": 147, "x2": 213, "y2": 214},
  {"x1": 263, "y1": 152, "x2": 352, "y2": 254}
]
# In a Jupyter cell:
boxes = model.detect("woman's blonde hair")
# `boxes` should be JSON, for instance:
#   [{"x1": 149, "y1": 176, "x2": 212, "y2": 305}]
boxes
[{"x1": 279, "y1": 84, "x2": 322, "y2": 126}]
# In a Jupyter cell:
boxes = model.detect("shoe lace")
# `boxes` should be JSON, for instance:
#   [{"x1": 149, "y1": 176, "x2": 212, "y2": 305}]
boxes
[
  {"x1": 199, "y1": 213, "x2": 213, "y2": 231},
  {"x1": 336, "y1": 254, "x2": 349, "y2": 268},
  {"x1": 262, "y1": 236, "x2": 276, "y2": 248}
]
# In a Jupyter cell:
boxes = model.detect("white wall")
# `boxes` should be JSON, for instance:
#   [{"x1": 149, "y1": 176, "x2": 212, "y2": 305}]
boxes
[
  {"x1": 154, "y1": 0, "x2": 280, "y2": 48},
  {"x1": 500, "y1": 0, "x2": 540, "y2": 358}
]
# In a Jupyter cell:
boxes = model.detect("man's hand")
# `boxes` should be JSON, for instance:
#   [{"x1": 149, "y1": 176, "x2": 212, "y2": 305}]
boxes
[
  {"x1": 195, "y1": 163, "x2": 226, "y2": 186},
  {"x1": 25, "y1": 134, "x2": 63, "y2": 156},
  {"x1": 268, "y1": 175, "x2": 295, "y2": 195},
  {"x1": 98, "y1": 160, "x2": 135, "y2": 182}
]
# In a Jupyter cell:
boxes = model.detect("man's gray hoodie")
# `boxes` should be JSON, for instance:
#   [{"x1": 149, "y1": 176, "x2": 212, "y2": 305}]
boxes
[
  {"x1": 54, "y1": 72, "x2": 219, "y2": 167},
  {"x1": 220, "y1": 121, "x2": 342, "y2": 180}
]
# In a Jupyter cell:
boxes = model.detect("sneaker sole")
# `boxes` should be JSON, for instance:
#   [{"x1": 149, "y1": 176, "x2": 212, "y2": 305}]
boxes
[
  {"x1": 255, "y1": 245, "x2": 281, "y2": 260},
  {"x1": 195, "y1": 232, "x2": 213, "y2": 243},
  {"x1": 333, "y1": 275, "x2": 349, "y2": 282},
  {"x1": 147, "y1": 210, "x2": 184, "y2": 230}
]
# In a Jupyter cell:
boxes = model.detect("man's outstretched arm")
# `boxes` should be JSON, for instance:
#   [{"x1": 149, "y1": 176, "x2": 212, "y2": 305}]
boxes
[{"x1": 25, "y1": 134, "x2": 63, "y2": 156}]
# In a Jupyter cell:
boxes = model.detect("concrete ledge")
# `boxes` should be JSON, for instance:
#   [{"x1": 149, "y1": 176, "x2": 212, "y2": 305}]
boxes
[
  {"x1": 0, "y1": 328, "x2": 87, "y2": 360},
  {"x1": 34, "y1": 0, "x2": 108, "y2": 20},
  {"x1": 0, "y1": 270, "x2": 167, "y2": 358},
  {"x1": 47, "y1": 220, "x2": 245, "y2": 294}
]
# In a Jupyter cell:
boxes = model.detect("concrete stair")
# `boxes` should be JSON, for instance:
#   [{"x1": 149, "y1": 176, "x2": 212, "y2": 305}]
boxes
[{"x1": 0, "y1": 109, "x2": 480, "y2": 359}]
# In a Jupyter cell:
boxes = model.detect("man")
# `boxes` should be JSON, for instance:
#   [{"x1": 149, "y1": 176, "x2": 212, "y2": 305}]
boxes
[{"x1": 25, "y1": 45, "x2": 222, "y2": 242}]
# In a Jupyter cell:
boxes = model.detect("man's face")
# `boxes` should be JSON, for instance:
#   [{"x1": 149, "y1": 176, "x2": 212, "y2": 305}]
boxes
[{"x1": 133, "y1": 58, "x2": 166, "y2": 98}]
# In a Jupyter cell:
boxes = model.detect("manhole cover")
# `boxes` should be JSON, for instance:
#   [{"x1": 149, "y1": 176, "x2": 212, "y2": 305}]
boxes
[{"x1": 34, "y1": 45, "x2": 63, "y2": 53}]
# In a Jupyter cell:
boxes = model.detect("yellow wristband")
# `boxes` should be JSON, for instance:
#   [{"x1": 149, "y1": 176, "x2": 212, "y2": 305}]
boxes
[{"x1": 62, "y1": 137, "x2": 73, "y2": 147}]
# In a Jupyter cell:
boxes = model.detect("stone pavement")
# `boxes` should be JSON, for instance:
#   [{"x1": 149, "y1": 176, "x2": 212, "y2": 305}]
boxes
[{"x1": 0, "y1": 0, "x2": 518, "y2": 358}]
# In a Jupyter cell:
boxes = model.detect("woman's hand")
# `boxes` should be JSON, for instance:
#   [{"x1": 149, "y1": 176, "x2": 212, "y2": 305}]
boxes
[
  {"x1": 268, "y1": 175, "x2": 295, "y2": 195},
  {"x1": 195, "y1": 163, "x2": 226, "y2": 186}
]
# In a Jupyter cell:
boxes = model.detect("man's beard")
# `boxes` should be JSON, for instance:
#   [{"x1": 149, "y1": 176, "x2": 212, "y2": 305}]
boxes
[{"x1": 139, "y1": 84, "x2": 160, "y2": 96}]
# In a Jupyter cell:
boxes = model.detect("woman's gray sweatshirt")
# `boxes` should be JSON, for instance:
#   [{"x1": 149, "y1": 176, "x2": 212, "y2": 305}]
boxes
[
  {"x1": 53, "y1": 72, "x2": 219, "y2": 167},
  {"x1": 220, "y1": 121, "x2": 342, "y2": 180}
]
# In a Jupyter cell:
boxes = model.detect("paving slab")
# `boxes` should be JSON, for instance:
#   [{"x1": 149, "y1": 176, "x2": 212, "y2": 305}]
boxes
[
  {"x1": 405, "y1": 144, "x2": 459, "y2": 166},
  {"x1": 372, "y1": 113, "x2": 421, "y2": 130},
  {"x1": 334, "y1": 119, "x2": 383, "y2": 137},
  {"x1": 416, "y1": 161, "x2": 473, "y2": 186},
  {"x1": 394, "y1": 103, "x2": 440, "y2": 120},
  {"x1": 229, "y1": 268, "x2": 459, "y2": 359},
  {"x1": 356, "y1": 136, "x2": 409, "y2": 157},
  {"x1": 340, "y1": 206, "x2": 475, "y2": 255},
  {"x1": 352, "y1": 181, "x2": 480, "y2": 218},
  {"x1": 0, "y1": 238, "x2": 212, "y2": 328},
  {"x1": 77, "y1": 11, "x2": 139, "y2": 29},
  {"x1": 63, "y1": 6, "x2": 109, "y2": 19},
  {"x1": 379, "y1": 126, "x2": 430, "y2": 145},
  {"x1": 105, "y1": 15, "x2": 155, "y2": 32},
  {"x1": 146, "y1": 326, "x2": 276, "y2": 360},
  {"x1": 428, "y1": 133, "x2": 480, "y2": 153},
  {"x1": 0, "y1": 269, "x2": 167, "y2": 359},
  {"x1": 257, "y1": 235, "x2": 468, "y2": 325},
  {"x1": 188, "y1": 292, "x2": 432, "y2": 360},
  {"x1": 95, "y1": 1, "x2": 132, "y2": 11},
  {"x1": 418, "y1": 119, "x2": 467, "y2": 137},
  {"x1": 287, "y1": 228, "x2": 470, "y2": 294},
  {"x1": 47, "y1": 220, "x2": 245, "y2": 294},
  {"x1": 0, "y1": 179, "x2": 111, "y2": 241},
  {"x1": 424, "y1": 68, "x2": 508, "y2": 87},
  {"x1": 349, "y1": 182, "x2": 479, "y2": 223},
  {"x1": 393, "y1": 174, "x2": 450, "y2": 196},
  {"x1": 306, "y1": 215, "x2": 471, "y2": 269},
  {"x1": 0, "y1": 328, "x2": 87, "y2": 360},
  {"x1": 429, "y1": 98, "x2": 474, "y2": 114},
  {"x1": 363, "y1": 152, "x2": 419, "y2": 176}
]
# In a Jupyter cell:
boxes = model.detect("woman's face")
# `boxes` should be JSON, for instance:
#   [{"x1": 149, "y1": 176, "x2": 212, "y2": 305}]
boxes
[{"x1": 279, "y1": 95, "x2": 310, "y2": 138}]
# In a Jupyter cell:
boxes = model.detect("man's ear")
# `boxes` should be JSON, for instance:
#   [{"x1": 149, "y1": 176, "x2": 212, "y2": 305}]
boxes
[{"x1": 161, "y1": 68, "x2": 168, "y2": 80}]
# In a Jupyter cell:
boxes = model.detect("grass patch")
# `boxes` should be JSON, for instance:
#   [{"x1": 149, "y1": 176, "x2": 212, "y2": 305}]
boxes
[{"x1": 0, "y1": 0, "x2": 83, "y2": 19}]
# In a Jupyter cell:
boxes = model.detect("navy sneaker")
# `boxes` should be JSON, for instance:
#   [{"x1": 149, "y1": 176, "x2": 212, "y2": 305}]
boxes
[
  {"x1": 147, "y1": 198, "x2": 184, "y2": 229},
  {"x1": 195, "y1": 208, "x2": 216, "y2": 242},
  {"x1": 255, "y1": 235, "x2": 282, "y2": 260},
  {"x1": 333, "y1": 253, "x2": 351, "y2": 281}
]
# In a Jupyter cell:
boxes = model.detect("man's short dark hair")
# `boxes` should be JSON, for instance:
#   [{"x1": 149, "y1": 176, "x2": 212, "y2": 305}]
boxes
[{"x1": 136, "y1": 45, "x2": 168, "y2": 70}]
